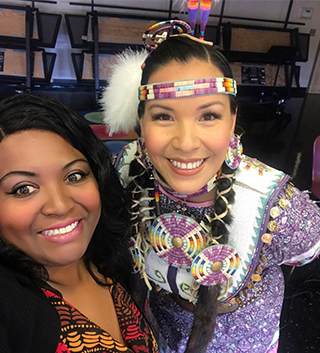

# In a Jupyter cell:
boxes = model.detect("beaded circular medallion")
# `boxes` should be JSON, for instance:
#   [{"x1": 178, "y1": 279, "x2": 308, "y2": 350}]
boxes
[
  {"x1": 150, "y1": 213, "x2": 207, "y2": 269},
  {"x1": 191, "y1": 245, "x2": 240, "y2": 286},
  {"x1": 128, "y1": 237, "x2": 142, "y2": 274}
]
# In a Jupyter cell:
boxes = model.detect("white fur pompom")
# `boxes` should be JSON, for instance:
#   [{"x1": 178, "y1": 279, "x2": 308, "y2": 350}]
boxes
[{"x1": 100, "y1": 48, "x2": 149, "y2": 135}]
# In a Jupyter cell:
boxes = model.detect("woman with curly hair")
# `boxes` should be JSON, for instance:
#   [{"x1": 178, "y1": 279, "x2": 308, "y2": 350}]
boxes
[{"x1": 0, "y1": 94, "x2": 158, "y2": 353}]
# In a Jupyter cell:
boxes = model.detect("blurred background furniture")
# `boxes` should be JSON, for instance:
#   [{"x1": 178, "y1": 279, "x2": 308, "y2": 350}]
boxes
[{"x1": 0, "y1": 3, "x2": 61, "y2": 90}]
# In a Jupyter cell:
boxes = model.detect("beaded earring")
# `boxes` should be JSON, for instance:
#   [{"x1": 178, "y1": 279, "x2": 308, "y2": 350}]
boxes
[{"x1": 225, "y1": 135, "x2": 243, "y2": 169}]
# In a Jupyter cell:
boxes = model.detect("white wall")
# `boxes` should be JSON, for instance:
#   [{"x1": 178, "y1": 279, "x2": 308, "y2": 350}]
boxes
[{"x1": 1, "y1": 0, "x2": 319, "y2": 90}]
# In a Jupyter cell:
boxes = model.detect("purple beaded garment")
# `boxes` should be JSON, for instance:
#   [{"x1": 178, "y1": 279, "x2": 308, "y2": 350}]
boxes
[{"x1": 115, "y1": 139, "x2": 320, "y2": 353}]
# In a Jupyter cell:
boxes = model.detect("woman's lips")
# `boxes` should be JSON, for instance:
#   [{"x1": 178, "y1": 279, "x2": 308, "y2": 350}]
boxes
[
  {"x1": 169, "y1": 158, "x2": 204, "y2": 170},
  {"x1": 39, "y1": 219, "x2": 83, "y2": 244},
  {"x1": 167, "y1": 158, "x2": 206, "y2": 176}
]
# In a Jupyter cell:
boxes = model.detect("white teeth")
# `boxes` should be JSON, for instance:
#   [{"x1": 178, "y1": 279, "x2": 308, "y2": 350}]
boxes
[
  {"x1": 170, "y1": 159, "x2": 204, "y2": 170},
  {"x1": 41, "y1": 221, "x2": 79, "y2": 236}
]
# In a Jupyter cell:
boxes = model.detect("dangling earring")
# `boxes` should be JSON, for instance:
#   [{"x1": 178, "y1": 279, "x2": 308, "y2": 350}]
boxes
[{"x1": 225, "y1": 135, "x2": 243, "y2": 169}]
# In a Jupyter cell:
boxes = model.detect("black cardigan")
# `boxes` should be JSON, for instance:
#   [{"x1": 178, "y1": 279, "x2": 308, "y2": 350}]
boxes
[{"x1": 0, "y1": 264, "x2": 60, "y2": 353}]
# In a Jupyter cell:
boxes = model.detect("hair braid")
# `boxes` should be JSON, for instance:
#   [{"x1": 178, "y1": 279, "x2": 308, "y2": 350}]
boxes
[
  {"x1": 208, "y1": 162, "x2": 236, "y2": 244},
  {"x1": 186, "y1": 161, "x2": 239, "y2": 352},
  {"x1": 185, "y1": 285, "x2": 220, "y2": 353},
  {"x1": 126, "y1": 156, "x2": 155, "y2": 289}
]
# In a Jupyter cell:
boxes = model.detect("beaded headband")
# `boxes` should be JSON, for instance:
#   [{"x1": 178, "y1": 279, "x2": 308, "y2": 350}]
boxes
[{"x1": 139, "y1": 77, "x2": 237, "y2": 101}]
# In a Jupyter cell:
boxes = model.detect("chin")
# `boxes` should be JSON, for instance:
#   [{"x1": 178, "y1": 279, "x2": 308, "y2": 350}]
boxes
[{"x1": 170, "y1": 183, "x2": 202, "y2": 196}]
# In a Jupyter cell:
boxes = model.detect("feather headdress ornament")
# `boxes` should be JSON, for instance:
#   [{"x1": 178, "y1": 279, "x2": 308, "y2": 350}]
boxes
[{"x1": 100, "y1": 48, "x2": 148, "y2": 135}]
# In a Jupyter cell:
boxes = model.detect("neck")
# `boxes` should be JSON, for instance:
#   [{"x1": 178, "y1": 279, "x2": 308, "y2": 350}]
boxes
[
  {"x1": 46, "y1": 259, "x2": 102, "y2": 289},
  {"x1": 153, "y1": 169, "x2": 219, "y2": 201},
  {"x1": 187, "y1": 187, "x2": 217, "y2": 203}
]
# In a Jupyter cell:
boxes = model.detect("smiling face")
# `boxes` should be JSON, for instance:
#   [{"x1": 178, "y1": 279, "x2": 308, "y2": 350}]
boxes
[
  {"x1": 140, "y1": 59, "x2": 236, "y2": 197},
  {"x1": 0, "y1": 130, "x2": 101, "y2": 271}
]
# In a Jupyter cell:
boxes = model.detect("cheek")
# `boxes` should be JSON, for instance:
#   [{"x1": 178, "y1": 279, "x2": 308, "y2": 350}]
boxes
[
  {"x1": 142, "y1": 128, "x2": 165, "y2": 160},
  {"x1": 0, "y1": 203, "x2": 36, "y2": 242},
  {"x1": 207, "y1": 131, "x2": 231, "y2": 155},
  {"x1": 79, "y1": 185, "x2": 101, "y2": 219}
]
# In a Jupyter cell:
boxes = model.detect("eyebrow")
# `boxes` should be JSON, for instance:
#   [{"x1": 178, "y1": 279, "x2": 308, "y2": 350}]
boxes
[
  {"x1": 148, "y1": 103, "x2": 174, "y2": 111},
  {"x1": 0, "y1": 158, "x2": 89, "y2": 184},
  {"x1": 148, "y1": 101, "x2": 225, "y2": 111},
  {"x1": 62, "y1": 158, "x2": 89, "y2": 170},
  {"x1": 197, "y1": 101, "x2": 225, "y2": 110}
]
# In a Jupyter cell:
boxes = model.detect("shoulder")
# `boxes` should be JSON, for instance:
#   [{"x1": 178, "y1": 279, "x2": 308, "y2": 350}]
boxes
[
  {"x1": 0, "y1": 264, "x2": 60, "y2": 353},
  {"x1": 234, "y1": 155, "x2": 287, "y2": 194},
  {"x1": 114, "y1": 138, "x2": 151, "y2": 186},
  {"x1": 0, "y1": 263, "x2": 27, "y2": 299},
  {"x1": 114, "y1": 139, "x2": 139, "y2": 171}
]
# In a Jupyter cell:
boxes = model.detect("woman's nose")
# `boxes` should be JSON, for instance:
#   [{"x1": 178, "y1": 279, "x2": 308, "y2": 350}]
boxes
[
  {"x1": 41, "y1": 184, "x2": 75, "y2": 216},
  {"x1": 171, "y1": 122, "x2": 200, "y2": 152}
]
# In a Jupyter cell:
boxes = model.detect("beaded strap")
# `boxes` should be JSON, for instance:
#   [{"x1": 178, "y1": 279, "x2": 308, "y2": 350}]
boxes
[{"x1": 139, "y1": 77, "x2": 237, "y2": 101}]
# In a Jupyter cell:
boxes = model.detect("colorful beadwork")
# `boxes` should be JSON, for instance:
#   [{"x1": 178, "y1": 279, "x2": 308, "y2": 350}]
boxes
[
  {"x1": 188, "y1": 0, "x2": 199, "y2": 35},
  {"x1": 128, "y1": 237, "x2": 142, "y2": 273},
  {"x1": 225, "y1": 135, "x2": 243, "y2": 169},
  {"x1": 243, "y1": 156, "x2": 274, "y2": 176},
  {"x1": 150, "y1": 213, "x2": 207, "y2": 269},
  {"x1": 142, "y1": 20, "x2": 192, "y2": 51},
  {"x1": 200, "y1": 0, "x2": 213, "y2": 39},
  {"x1": 139, "y1": 77, "x2": 237, "y2": 101},
  {"x1": 187, "y1": 0, "x2": 213, "y2": 39},
  {"x1": 191, "y1": 245, "x2": 240, "y2": 286}
]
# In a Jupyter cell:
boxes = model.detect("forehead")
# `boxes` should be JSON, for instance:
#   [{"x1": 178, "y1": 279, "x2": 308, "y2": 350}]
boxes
[
  {"x1": 0, "y1": 130, "x2": 83, "y2": 172},
  {"x1": 148, "y1": 58, "x2": 224, "y2": 84}
]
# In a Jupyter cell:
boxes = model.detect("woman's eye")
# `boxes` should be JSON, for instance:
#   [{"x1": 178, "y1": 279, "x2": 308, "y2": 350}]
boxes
[
  {"x1": 152, "y1": 114, "x2": 172, "y2": 121},
  {"x1": 66, "y1": 172, "x2": 88, "y2": 183},
  {"x1": 11, "y1": 185, "x2": 38, "y2": 197},
  {"x1": 201, "y1": 113, "x2": 220, "y2": 121}
]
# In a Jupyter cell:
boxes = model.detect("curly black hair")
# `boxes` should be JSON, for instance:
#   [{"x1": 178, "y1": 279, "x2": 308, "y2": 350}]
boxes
[{"x1": 0, "y1": 94, "x2": 132, "y2": 288}]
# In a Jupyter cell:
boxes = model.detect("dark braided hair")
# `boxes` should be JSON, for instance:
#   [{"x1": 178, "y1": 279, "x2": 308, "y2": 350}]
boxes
[
  {"x1": 209, "y1": 163, "x2": 236, "y2": 244},
  {"x1": 130, "y1": 35, "x2": 239, "y2": 353}
]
